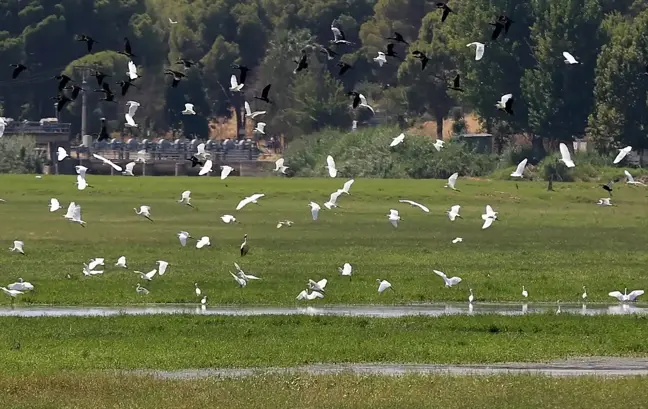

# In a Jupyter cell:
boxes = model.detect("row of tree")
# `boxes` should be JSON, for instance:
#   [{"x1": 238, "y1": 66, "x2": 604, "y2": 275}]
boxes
[{"x1": 0, "y1": 0, "x2": 645, "y2": 157}]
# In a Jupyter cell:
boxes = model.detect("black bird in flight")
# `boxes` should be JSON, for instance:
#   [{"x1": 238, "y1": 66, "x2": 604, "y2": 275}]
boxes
[
  {"x1": 601, "y1": 180, "x2": 615, "y2": 196},
  {"x1": 94, "y1": 82, "x2": 116, "y2": 102},
  {"x1": 254, "y1": 84, "x2": 273, "y2": 104},
  {"x1": 164, "y1": 69, "x2": 185, "y2": 88},
  {"x1": 118, "y1": 37, "x2": 136, "y2": 58},
  {"x1": 92, "y1": 70, "x2": 110, "y2": 86},
  {"x1": 10, "y1": 63, "x2": 27, "y2": 79},
  {"x1": 436, "y1": 2, "x2": 453, "y2": 22},
  {"x1": 97, "y1": 118, "x2": 110, "y2": 142},
  {"x1": 490, "y1": 19, "x2": 504, "y2": 40},
  {"x1": 337, "y1": 61, "x2": 353, "y2": 76},
  {"x1": 386, "y1": 32, "x2": 409, "y2": 45},
  {"x1": 76, "y1": 34, "x2": 98, "y2": 53},
  {"x1": 187, "y1": 155, "x2": 204, "y2": 167},
  {"x1": 177, "y1": 58, "x2": 200, "y2": 70},
  {"x1": 51, "y1": 94, "x2": 72, "y2": 112},
  {"x1": 54, "y1": 74, "x2": 73, "y2": 92},
  {"x1": 293, "y1": 51, "x2": 309, "y2": 74},
  {"x1": 499, "y1": 15, "x2": 514, "y2": 35},
  {"x1": 116, "y1": 79, "x2": 137, "y2": 96},
  {"x1": 231, "y1": 64, "x2": 250, "y2": 84},
  {"x1": 448, "y1": 74, "x2": 464, "y2": 92},
  {"x1": 64, "y1": 84, "x2": 84, "y2": 100},
  {"x1": 411, "y1": 50, "x2": 429, "y2": 70},
  {"x1": 385, "y1": 43, "x2": 400, "y2": 59},
  {"x1": 347, "y1": 91, "x2": 361, "y2": 109}
]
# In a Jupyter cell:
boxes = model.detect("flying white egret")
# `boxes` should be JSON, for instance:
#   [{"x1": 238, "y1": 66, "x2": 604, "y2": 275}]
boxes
[
  {"x1": 220, "y1": 165, "x2": 234, "y2": 180},
  {"x1": 134, "y1": 269, "x2": 157, "y2": 281},
  {"x1": 127, "y1": 60, "x2": 138, "y2": 80},
  {"x1": 390, "y1": 133, "x2": 405, "y2": 147},
  {"x1": 244, "y1": 101, "x2": 266, "y2": 119},
  {"x1": 511, "y1": 158, "x2": 528, "y2": 178},
  {"x1": 582, "y1": 286, "x2": 588, "y2": 302},
  {"x1": 177, "y1": 231, "x2": 191, "y2": 247},
  {"x1": 339, "y1": 263, "x2": 352, "y2": 277},
  {"x1": 434, "y1": 270, "x2": 462, "y2": 287},
  {"x1": 254, "y1": 122, "x2": 266, "y2": 134},
  {"x1": 82, "y1": 263, "x2": 103, "y2": 276},
  {"x1": 452, "y1": 237, "x2": 463, "y2": 244},
  {"x1": 358, "y1": 94, "x2": 375, "y2": 114},
  {"x1": 115, "y1": 256, "x2": 127, "y2": 268},
  {"x1": 221, "y1": 215, "x2": 237, "y2": 224},
  {"x1": 169, "y1": 18, "x2": 178, "y2": 24},
  {"x1": 613, "y1": 146, "x2": 632, "y2": 164},
  {"x1": 326, "y1": 155, "x2": 337, "y2": 178},
  {"x1": 1, "y1": 287, "x2": 24, "y2": 302},
  {"x1": 373, "y1": 51, "x2": 387, "y2": 67},
  {"x1": 236, "y1": 193, "x2": 265, "y2": 210},
  {"x1": 64, "y1": 202, "x2": 76, "y2": 219},
  {"x1": 70, "y1": 204, "x2": 86, "y2": 226},
  {"x1": 122, "y1": 161, "x2": 136, "y2": 176},
  {"x1": 196, "y1": 236, "x2": 211, "y2": 249},
  {"x1": 297, "y1": 289, "x2": 323, "y2": 300},
  {"x1": 240, "y1": 234, "x2": 249, "y2": 256},
  {"x1": 481, "y1": 205, "x2": 498, "y2": 229},
  {"x1": 433, "y1": 139, "x2": 445, "y2": 151},
  {"x1": 196, "y1": 143, "x2": 210, "y2": 160},
  {"x1": 178, "y1": 190, "x2": 193, "y2": 208},
  {"x1": 446, "y1": 205, "x2": 462, "y2": 221},
  {"x1": 309, "y1": 202, "x2": 321, "y2": 220},
  {"x1": 308, "y1": 278, "x2": 327, "y2": 292},
  {"x1": 324, "y1": 189, "x2": 344, "y2": 209},
  {"x1": 88, "y1": 258, "x2": 104, "y2": 271},
  {"x1": 559, "y1": 143, "x2": 575, "y2": 168},
  {"x1": 274, "y1": 158, "x2": 289, "y2": 174},
  {"x1": 75, "y1": 165, "x2": 88, "y2": 177},
  {"x1": 57, "y1": 147, "x2": 68, "y2": 162},
  {"x1": 230, "y1": 74, "x2": 244, "y2": 92},
  {"x1": 198, "y1": 159, "x2": 213, "y2": 176},
  {"x1": 182, "y1": 103, "x2": 196, "y2": 115},
  {"x1": 156, "y1": 260, "x2": 169, "y2": 276},
  {"x1": 76, "y1": 175, "x2": 88, "y2": 190},
  {"x1": 377, "y1": 279, "x2": 393, "y2": 293},
  {"x1": 136, "y1": 150, "x2": 147, "y2": 163},
  {"x1": 597, "y1": 198, "x2": 612, "y2": 206},
  {"x1": 92, "y1": 153, "x2": 123, "y2": 172},
  {"x1": 445, "y1": 172, "x2": 459, "y2": 190},
  {"x1": 495, "y1": 94, "x2": 514, "y2": 115},
  {"x1": 341, "y1": 179, "x2": 354, "y2": 194},
  {"x1": 625, "y1": 170, "x2": 646, "y2": 186},
  {"x1": 563, "y1": 51, "x2": 578, "y2": 64},
  {"x1": 467, "y1": 42, "x2": 485, "y2": 60},
  {"x1": 8, "y1": 278, "x2": 33, "y2": 292},
  {"x1": 124, "y1": 101, "x2": 140, "y2": 127},
  {"x1": 134, "y1": 205, "x2": 153, "y2": 222},
  {"x1": 468, "y1": 288, "x2": 474, "y2": 303},
  {"x1": 277, "y1": 220, "x2": 294, "y2": 228},
  {"x1": 136, "y1": 283, "x2": 149, "y2": 295},
  {"x1": 49, "y1": 198, "x2": 61, "y2": 212},
  {"x1": 387, "y1": 209, "x2": 401, "y2": 228},
  {"x1": 195, "y1": 283, "x2": 201, "y2": 297},
  {"x1": 230, "y1": 271, "x2": 247, "y2": 287},
  {"x1": 9, "y1": 240, "x2": 24, "y2": 255},
  {"x1": 330, "y1": 21, "x2": 353, "y2": 45},
  {"x1": 522, "y1": 286, "x2": 528, "y2": 298},
  {"x1": 237, "y1": 268, "x2": 261, "y2": 281},
  {"x1": 399, "y1": 200, "x2": 429, "y2": 213},
  {"x1": 609, "y1": 288, "x2": 644, "y2": 302}
]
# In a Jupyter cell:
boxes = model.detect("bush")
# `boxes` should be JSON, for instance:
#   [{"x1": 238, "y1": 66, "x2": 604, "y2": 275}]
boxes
[{"x1": 0, "y1": 136, "x2": 44, "y2": 174}]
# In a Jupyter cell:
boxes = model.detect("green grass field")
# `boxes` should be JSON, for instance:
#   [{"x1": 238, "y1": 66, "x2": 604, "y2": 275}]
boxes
[
  {"x1": 0, "y1": 174, "x2": 646, "y2": 305},
  {"x1": 4, "y1": 372, "x2": 648, "y2": 409}
]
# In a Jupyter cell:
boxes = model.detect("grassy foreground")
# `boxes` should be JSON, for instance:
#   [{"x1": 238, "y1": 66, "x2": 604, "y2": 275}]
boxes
[
  {"x1": 3, "y1": 372, "x2": 648, "y2": 409},
  {"x1": 0, "y1": 174, "x2": 647, "y2": 305},
  {"x1": 2, "y1": 315, "x2": 648, "y2": 373}
]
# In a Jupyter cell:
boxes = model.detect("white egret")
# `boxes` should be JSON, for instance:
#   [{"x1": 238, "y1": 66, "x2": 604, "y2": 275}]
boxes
[
  {"x1": 467, "y1": 42, "x2": 485, "y2": 60},
  {"x1": 76, "y1": 174, "x2": 88, "y2": 190},
  {"x1": 230, "y1": 271, "x2": 247, "y2": 287},
  {"x1": 236, "y1": 193, "x2": 265, "y2": 210},
  {"x1": 297, "y1": 289, "x2": 323, "y2": 300},
  {"x1": 625, "y1": 170, "x2": 646, "y2": 186},
  {"x1": 125, "y1": 101, "x2": 139, "y2": 127},
  {"x1": 196, "y1": 143, "x2": 210, "y2": 160},
  {"x1": 177, "y1": 231, "x2": 191, "y2": 247},
  {"x1": 377, "y1": 279, "x2": 393, "y2": 293},
  {"x1": 452, "y1": 237, "x2": 463, "y2": 244},
  {"x1": 433, "y1": 270, "x2": 462, "y2": 287},
  {"x1": 563, "y1": 51, "x2": 578, "y2": 64},
  {"x1": 446, "y1": 205, "x2": 462, "y2": 221},
  {"x1": 182, "y1": 103, "x2": 196, "y2": 115},
  {"x1": 230, "y1": 74, "x2": 244, "y2": 92},
  {"x1": 468, "y1": 288, "x2": 474, "y2": 303},
  {"x1": 88, "y1": 258, "x2": 104, "y2": 271},
  {"x1": 134, "y1": 205, "x2": 153, "y2": 222},
  {"x1": 339, "y1": 263, "x2": 352, "y2": 277},
  {"x1": 70, "y1": 204, "x2": 86, "y2": 226},
  {"x1": 115, "y1": 256, "x2": 127, "y2": 268},
  {"x1": 1, "y1": 287, "x2": 24, "y2": 302},
  {"x1": 373, "y1": 51, "x2": 387, "y2": 66},
  {"x1": 358, "y1": 94, "x2": 375, "y2": 114},
  {"x1": 341, "y1": 179, "x2": 354, "y2": 194},
  {"x1": 244, "y1": 101, "x2": 265, "y2": 118},
  {"x1": 399, "y1": 200, "x2": 430, "y2": 213},
  {"x1": 582, "y1": 286, "x2": 588, "y2": 302},
  {"x1": 127, "y1": 60, "x2": 138, "y2": 80},
  {"x1": 156, "y1": 260, "x2": 169, "y2": 276},
  {"x1": 609, "y1": 288, "x2": 644, "y2": 302},
  {"x1": 597, "y1": 198, "x2": 612, "y2": 206},
  {"x1": 274, "y1": 158, "x2": 289, "y2": 174},
  {"x1": 64, "y1": 202, "x2": 76, "y2": 219},
  {"x1": 445, "y1": 172, "x2": 459, "y2": 190},
  {"x1": 196, "y1": 236, "x2": 211, "y2": 249},
  {"x1": 92, "y1": 153, "x2": 123, "y2": 172},
  {"x1": 390, "y1": 133, "x2": 405, "y2": 147},
  {"x1": 134, "y1": 269, "x2": 157, "y2": 281},
  {"x1": 221, "y1": 215, "x2": 237, "y2": 224},
  {"x1": 254, "y1": 122, "x2": 266, "y2": 134},
  {"x1": 309, "y1": 202, "x2": 321, "y2": 220},
  {"x1": 57, "y1": 147, "x2": 68, "y2": 162},
  {"x1": 220, "y1": 165, "x2": 234, "y2": 180},
  {"x1": 136, "y1": 283, "x2": 149, "y2": 295},
  {"x1": 201, "y1": 296, "x2": 207, "y2": 305},
  {"x1": 495, "y1": 94, "x2": 514, "y2": 115},
  {"x1": 199, "y1": 159, "x2": 213, "y2": 176},
  {"x1": 511, "y1": 158, "x2": 527, "y2": 178},
  {"x1": 82, "y1": 263, "x2": 103, "y2": 276},
  {"x1": 122, "y1": 161, "x2": 136, "y2": 176},
  {"x1": 8, "y1": 278, "x2": 33, "y2": 292},
  {"x1": 308, "y1": 278, "x2": 327, "y2": 292},
  {"x1": 49, "y1": 198, "x2": 61, "y2": 212},
  {"x1": 326, "y1": 155, "x2": 337, "y2": 178},
  {"x1": 277, "y1": 220, "x2": 294, "y2": 228},
  {"x1": 240, "y1": 234, "x2": 249, "y2": 256},
  {"x1": 75, "y1": 165, "x2": 88, "y2": 177},
  {"x1": 481, "y1": 205, "x2": 498, "y2": 229},
  {"x1": 559, "y1": 143, "x2": 575, "y2": 167},
  {"x1": 387, "y1": 209, "x2": 401, "y2": 227},
  {"x1": 614, "y1": 146, "x2": 632, "y2": 164},
  {"x1": 522, "y1": 286, "x2": 528, "y2": 298},
  {"x1": 195, "y1": 283, "x2": 201, "y2": 297},
  {"x1": 169, "y1": 18, "x2": 178, "y2": 24},
  {"x1": 433, "y1": 139, "x2": 445, "y2": 151},
  {"x1": 324, "y1": 189, "x2": 344, "y2": 209},
  {"x1": 178, "y1": 190, "x2": 194, "y2": 208}
]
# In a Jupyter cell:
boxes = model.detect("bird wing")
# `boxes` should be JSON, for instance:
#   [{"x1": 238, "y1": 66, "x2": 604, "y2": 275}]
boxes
[
  {"x1": 342, "y1": 179, "x2": 354, "y2": 193},
  {"x1": 613, "y1": 149, "x2": 629, "y2": 164},
  {"x1": 559, "y1": 143, "x2": 572, "y2": 163},
  {"x1": 629, "y1": 290, "x2": 644, "y2": 300},
  {"x1": 250, "y1": 193, "x2": 264, "y2": 201},
  {"x1": 327, "y1": 155, "x2": 336, "y2": 170},
  {"x1": 199, "y1": 160, "x2": 213, "y2": 175},
  {"x1": 390, "y1": 133, "x2": 404, "y2": 147},
  {"x1": 57, "y1": 147, "x2": 68, "y2": 161},
  {"x1": 608, "y1": 291, "x2": 623, "y2": 300},
  {"x1": 64, "y1": 202, "x2": 76, "y2": 218},
  {"x1": 448, "y1": 172, "x2": 458, "y2": 187},
  {"x1": 378, "y1": 281, "x2": 391, "y2": 293},
  {"x1": 236, "y1": 198, "x2": 250, "y2": 210},
  {"x1": 329, "y1": 189, "x2": 343, "y2": 204},
  {"x1": 448, "y1": 277, "x2": 462, "y2": 286},
  {"x1": 625, "y1": 170, "x2": 635, "y2": 183},
  {"x1": 127, "y1": 101, "x2": 139, "y2": 117},
  {"x1": 433, "y1": 270, "x2": 447, "y2": 279},
  {"x1": 128, "y1": 61, "x2": 137, "y2": 78},
  {"x1": 50, "y1": 198, "x2": 60, "y2": 209},
  {"x1": 485, "y1": 205, "x2": 495, "y2": 216},
  {"x1": 513, "y1": 158, "x2": 527, "y2": 175},
  {"x1": 125, "y1": 162, "x2": 135, "y2": 172},
  {"x1": 275, "y1": 158, "x2": 284, "y2": 170},
  {"x1": 185, "y1": 103, "x2": 194, "y2": 111},
  {"x1": 451, "y1": 205, "x2": 461, "y2": 214},
  {"x1": 125, "y1": 114, "x2": 136, "y2": 127},
  {"x1": 317, "y1": 279, "x2": 327, "y2": 289},
  {"x1": 482, "y1": 217, "x2": 494, "y2": 229},
  {"x1": 72, "y1": 204, "x2": 82, "y2": 220},
  {"x1": 563, "y1": 51, "x2": 576, "y2": 63},
  {"x1": 178, "y1": 234, "x2": 187, "y2": 246},
  {"x1": 145, "y1": 269, "x2": 157, "y2": 279},
  {"x1": 92, "y1": 153, "x2": 122, "y2": 171},
  {"x1": 466, "y1": 42, "x2": 485, "y2": 60},
  {"x1": 359, "y1": 94, "x2": 368, "y2": 105},
  {"x1": 220, "y1": 166, "x2": 232, "y2": 179},
  {"x1": 311, "y1": 205, "x2": 319, "y2": 220},
  {"x1": 230, "y1": 74, "x2": 238, "y2": 88},
  {"x1": 244, "y1": 101, "x2": 252, "y2": 116},
  {"x1": 331, "y1": 26, "x2": 342, "y2": 40}
]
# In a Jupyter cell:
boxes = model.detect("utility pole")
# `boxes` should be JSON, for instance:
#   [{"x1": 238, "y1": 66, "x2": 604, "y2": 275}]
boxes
[{"x1": 73, "y1": 65, "x2": 94, "y2": 148}]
